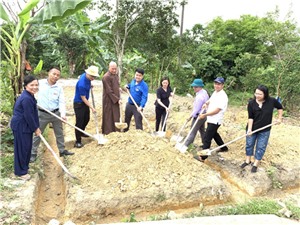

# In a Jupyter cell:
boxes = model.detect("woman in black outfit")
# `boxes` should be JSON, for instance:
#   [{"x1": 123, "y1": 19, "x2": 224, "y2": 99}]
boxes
[{"x1": 155, "y1": 77, "x2": 173, "y2": 132}]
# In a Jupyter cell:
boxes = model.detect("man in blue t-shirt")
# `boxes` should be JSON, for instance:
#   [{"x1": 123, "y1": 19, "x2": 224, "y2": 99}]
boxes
[
  {"x1": 124, "y1": 68, "x2": 148, "y2": 131},
  {"x1": 73, "y1": 66, "x2": 99, "y2": 148}
]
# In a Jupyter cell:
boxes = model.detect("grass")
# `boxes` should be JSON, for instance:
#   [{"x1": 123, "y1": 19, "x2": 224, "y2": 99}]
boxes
[
  {"x1": 142, "y1": 198, "x2": 300, "y2": 222},
  {"x1": 180, "y1": 198, "x2": 300, "y2": 220}
]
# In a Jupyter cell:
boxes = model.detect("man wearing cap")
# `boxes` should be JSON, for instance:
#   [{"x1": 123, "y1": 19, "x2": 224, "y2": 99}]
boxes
[
  {"x1": 195, "y1": 77, "x2": 229, "y2": 162},
  {"x1": 181, "y1": 79, "x2": 209, "y2": 151},
  {"x1": 31, "y1": 67, "x2": 74, "y2": 161},
  {"x1": 73, "y1": 65, "x2": 99, "y2": 148},
  {"x1": 101, "y1": 61, "x2": 121, "y2": 135}
]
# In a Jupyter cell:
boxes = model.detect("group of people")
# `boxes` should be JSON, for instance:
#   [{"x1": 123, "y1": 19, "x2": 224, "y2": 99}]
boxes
[
  {"x1": 10, "y1": 61, "x2": 283, "y2": 181},
  {"x1": 73, "y1": 62, "x2": 149, "y2": 151}
]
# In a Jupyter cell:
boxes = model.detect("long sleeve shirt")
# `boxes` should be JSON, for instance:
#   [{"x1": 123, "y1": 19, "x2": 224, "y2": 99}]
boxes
[{"x1": 191, "y1": 89, "x2": 209, "y2": 118}]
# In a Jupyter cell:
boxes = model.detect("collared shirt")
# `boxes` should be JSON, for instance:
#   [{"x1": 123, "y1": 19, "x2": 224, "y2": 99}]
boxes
[
  {"x1": 74, "y1": 73, "x2": 91, "y2": 103},
  {"x1": 247, "y1": 97, "x2": 283, "y2": 132},
  {"x1": 191, "y1": 89, "x2": 209, "y2": 118},
  {"x1": 37, "y1": 79, "x2": 66, "y2": 117},
  {"x1": 127, "y1": 79, "x2": 148, "y2": 108},
  {"x1": 207, "y1": 89, "x2": 228, "y2": 124}
]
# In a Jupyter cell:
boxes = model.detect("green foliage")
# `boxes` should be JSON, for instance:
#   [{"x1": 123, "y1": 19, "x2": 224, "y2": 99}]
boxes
[
  {"x1": 266, "y1": 166, "x2": 283, "y2": 189},
  {"x1": 0, "y1": 129, "x2": 14, "y2": 178},
  {"x1": 216, "y1": 199, "x2": 281, "y2": 215},
  {"x1": 0, "y1": 61, "x2": 14, "y2": 115},
  {"x1": 121, "y1": 212, "x2": 138, "y2": 222},
  {"x1": 0, "y1": 154, "x2": 14, "y2": 178},
  {"x1": 0, "y1": 209, "x2": 30, "y2": 225},
  {"x1": 1, "y1": 129, "x2": 14, "y2": 152},
  {"x1": 29, "y1": 0, "x2": 92, "y2": 24}
]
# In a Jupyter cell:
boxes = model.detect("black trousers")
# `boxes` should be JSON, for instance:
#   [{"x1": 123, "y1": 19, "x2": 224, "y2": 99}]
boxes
[
  {"x1": 74, "y1": 102, "x2": 90, "y2": 143},
  {"x1": 202, "y1": 122, "x2": 228, "y2": 159},
  {"x1": 155, "y1": 107, "x2": 166, "y2": 132},
  {"x1": 124, "y1": 102, "x2": 143, "y2": 131}
]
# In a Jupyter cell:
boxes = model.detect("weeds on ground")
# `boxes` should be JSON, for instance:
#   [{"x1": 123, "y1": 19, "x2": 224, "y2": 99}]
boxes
[
  {"x1": 0, "y1": 208, "x2": 31, "y2": 225},
  {"x1": 266, "y1": 166, "x2": 283, "y2": 189},
  {"x1": 180, "y1": 198, "x2": 300, "y2": 221},
  {"x1": 121, "y1": 212, "x2": 138, "y2": 222}
]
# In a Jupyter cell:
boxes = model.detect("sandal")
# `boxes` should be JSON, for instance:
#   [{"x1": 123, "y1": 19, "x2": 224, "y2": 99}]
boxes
[
  {"x1": 251, "y1": 166, "x2": 258, "y2": 173},
  {"x1": 240, "y1": 162, "x2": 251, "y2": 169},
  {"x1": 18, "y1": 174, "x2": 31, "y2": 181}
]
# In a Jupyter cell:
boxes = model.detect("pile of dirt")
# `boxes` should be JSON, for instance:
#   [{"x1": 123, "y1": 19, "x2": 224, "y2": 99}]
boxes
[{"x1": 58, "y1": 82, "x2": 300, "y2": 223}]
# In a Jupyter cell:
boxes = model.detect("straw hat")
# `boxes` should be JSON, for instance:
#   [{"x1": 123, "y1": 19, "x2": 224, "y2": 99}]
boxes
[{"x1": 85, "y1": 65, "x2": 99, "y2": 77}]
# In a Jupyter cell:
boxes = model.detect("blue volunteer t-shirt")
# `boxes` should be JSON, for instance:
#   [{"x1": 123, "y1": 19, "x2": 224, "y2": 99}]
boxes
[
  {"x1": 74, "y1": 73, "x2": 91, "y2": 103},
  {"x1": 128, "y1": 79, "x2": 148, "y2": 108}
]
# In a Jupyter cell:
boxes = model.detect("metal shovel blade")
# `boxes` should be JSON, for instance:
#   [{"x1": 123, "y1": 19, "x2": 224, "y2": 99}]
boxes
[
  {"x1": 115, "y1": 122, "x2": 128, "y2": 130},
  {"x1": 175, "y1": 142, "x2": 188, "y2": 153},
  {"x1": 155, "y1": 131, "x2": 166, "y2": 137},
  {"x1": 170, "y1": 135, "x2": 184, "y2": 142},
  {"x1": 198, "y1": 149, "x2": 212, "y2": 156},
  {"x1": 94, "y1": 134, "x2": 108, "y2": 145}
]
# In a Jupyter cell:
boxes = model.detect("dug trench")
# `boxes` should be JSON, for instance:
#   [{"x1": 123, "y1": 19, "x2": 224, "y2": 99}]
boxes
[{"x1": 28, "y1": 83, "x2": 299, "y2": 224}]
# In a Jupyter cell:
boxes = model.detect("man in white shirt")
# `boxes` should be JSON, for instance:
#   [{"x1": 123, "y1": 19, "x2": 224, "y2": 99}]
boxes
[
  {"x1": 30, "y1": 67, "x2": 74, "y2": 162},
  {"x1": 195, "y1": 77, "x2": 228, "y2": 161}
]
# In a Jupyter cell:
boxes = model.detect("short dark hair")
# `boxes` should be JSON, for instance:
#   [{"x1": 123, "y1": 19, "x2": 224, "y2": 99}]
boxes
[
  {"x1": 135, "y1": 68, "x2": 144, "y2": 75},
  {"x1": 48, "y1": 67, "x2": 60, "y2": 72},
  {"x1": 23, "y1": 75, "x2": 38, "y2": 88}
]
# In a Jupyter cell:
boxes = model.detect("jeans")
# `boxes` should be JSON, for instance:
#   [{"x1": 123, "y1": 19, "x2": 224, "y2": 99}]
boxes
[{"x1": 246, "y1": 130, "x2": 270, "y2": 160}]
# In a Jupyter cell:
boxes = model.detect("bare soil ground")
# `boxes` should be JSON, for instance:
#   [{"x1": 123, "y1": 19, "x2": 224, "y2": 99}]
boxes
[{"x1": 1, "y1": 79, "x2": 299, "y2": 225}]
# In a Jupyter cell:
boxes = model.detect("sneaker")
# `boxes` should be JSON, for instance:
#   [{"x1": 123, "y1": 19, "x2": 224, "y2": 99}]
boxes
[
  {"x1": 60, "y1": 150, "x2": 75, "y2": 157},
  {"x1": 74, "y1": 142, "x2": 84, "y2": 148}
]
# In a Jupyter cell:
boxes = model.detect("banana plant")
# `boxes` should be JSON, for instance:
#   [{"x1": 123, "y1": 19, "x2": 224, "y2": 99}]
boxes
[{"x1": 0, "y1": 0, "x2": 91, "y2": 99}]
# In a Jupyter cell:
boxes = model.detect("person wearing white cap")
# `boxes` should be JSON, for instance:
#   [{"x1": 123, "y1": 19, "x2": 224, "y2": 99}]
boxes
[
  {"x1": 194, "y1": 77, "x2": 228, "y2": 162},
  {"x1": 73, "y1": 65, "x2": 99, "y2": 148}
]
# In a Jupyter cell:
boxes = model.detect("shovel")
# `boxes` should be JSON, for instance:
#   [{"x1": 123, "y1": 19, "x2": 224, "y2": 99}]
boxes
[
  {"x1": 157, "y1": 87, "x2": 176, "y2": 137},
  {"x1": 90, "y1": 88, "x2": 107, "y2": 144},
  {"x1": 175, "y1": 108, "x2": 205, "y2": 153},
  {"x1": 170, "y1": 119, "x2": 189, "y2": 142},
  {"x1": 126, "y1": 89, "x2": 154, "y2": 135},
  {"x1": 37, "y1": 105, "x2": 107, "y2": 145},
  {"x1": 40, "y1": 134, "x2": 78, "y2": 180},
  {"x1": 115, "y1": 101, "x2": 128, "y2": 131},
  {"x1": 198, "y1": 122, "x2": 278, "y2": 156}
]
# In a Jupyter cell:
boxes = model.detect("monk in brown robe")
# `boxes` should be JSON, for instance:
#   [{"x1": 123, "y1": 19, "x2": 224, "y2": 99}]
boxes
[{"x1": 102, "y1": 61, "x2": 121, "y2": 134}]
